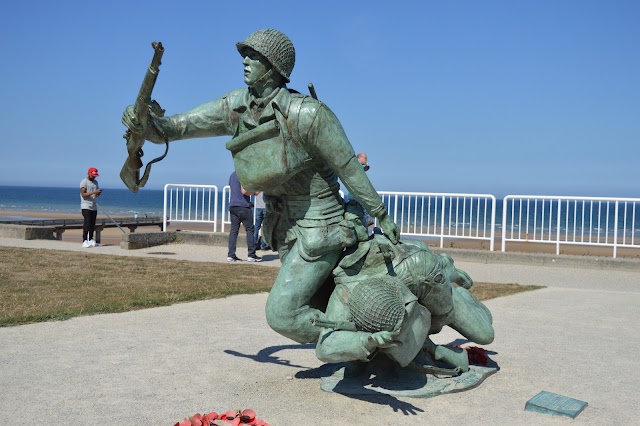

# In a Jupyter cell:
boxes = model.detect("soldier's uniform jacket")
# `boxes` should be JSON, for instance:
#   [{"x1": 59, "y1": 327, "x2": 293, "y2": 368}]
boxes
[{"x1": 149, "y1": 86, "x2": 388, "y2": 260}]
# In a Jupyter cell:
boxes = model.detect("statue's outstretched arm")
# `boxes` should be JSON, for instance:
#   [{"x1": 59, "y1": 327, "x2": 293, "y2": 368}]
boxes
[{"x1": 122, "y1": 92, "x2": 237, "y2": 144}]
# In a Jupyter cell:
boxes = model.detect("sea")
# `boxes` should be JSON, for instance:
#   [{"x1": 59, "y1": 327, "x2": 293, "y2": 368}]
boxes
[
  {"x1": 1, "y1": 185, "x2": 638, "y2": 239},
  {"x1": 0, "y1": 185, "x2": 165, "y2": 220}
]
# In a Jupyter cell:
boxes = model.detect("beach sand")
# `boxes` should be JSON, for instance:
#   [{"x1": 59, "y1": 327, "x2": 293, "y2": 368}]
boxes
[{"x1": 2, "y1": 209, "x2": 638, "y2": 258}]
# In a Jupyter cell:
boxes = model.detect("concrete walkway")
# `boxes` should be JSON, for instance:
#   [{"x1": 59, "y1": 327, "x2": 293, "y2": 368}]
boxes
[{"x1": 0, "y1": 237, "x2": 639, "y2": 425}]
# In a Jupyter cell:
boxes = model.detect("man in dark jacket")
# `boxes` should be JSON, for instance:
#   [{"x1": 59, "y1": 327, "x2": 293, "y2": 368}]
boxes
[{"x1": 227, "y1": 171, "x2": 261, "y2": 262}]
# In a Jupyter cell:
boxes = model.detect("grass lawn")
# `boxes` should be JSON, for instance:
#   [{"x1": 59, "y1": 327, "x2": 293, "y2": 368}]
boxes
[{"x1": 0, "y1": 246, "x2": 542, "y2": 327}]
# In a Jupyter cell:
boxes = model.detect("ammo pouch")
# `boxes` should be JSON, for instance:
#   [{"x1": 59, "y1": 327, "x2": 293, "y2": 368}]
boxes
[
  {"x1": 294, "y1": 219, "x2": 358, "y2": 261},
  {"x1": 226, "y1": 105, "x2": 310, "y2": 192}
]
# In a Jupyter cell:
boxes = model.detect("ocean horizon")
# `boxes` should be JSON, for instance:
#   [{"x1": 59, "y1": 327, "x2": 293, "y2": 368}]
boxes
[{"x1": 0, "y1": 185, "x2": 166, "y2": 219}]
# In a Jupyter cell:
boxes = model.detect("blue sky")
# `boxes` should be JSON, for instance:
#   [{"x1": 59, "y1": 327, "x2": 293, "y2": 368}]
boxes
[{"x1": 1, "y1": 0, "x2": 638, "y2": 198}]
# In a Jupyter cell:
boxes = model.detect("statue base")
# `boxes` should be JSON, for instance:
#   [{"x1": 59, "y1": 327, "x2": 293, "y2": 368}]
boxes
[{"x1": 320, "y1": 356, "x2": 498, "y2": 398}]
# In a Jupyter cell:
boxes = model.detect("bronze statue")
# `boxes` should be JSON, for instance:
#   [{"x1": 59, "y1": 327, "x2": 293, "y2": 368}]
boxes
[
  {"x1": 121, "y1": 29, "x2": 494, "y2": 389},
  {"x1": 122, "y1": 29, "x2": 400, "y2": 345}
]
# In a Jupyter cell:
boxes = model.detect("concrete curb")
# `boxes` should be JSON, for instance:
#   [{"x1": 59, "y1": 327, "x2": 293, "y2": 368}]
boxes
[
  {"x1": 0, "y1": 223, "x2": 57, "y2": 240},
  {"x1": 121, "y1": 231, "x2": 178, "y2": 249},
  {"x1": 121, "y1": 230, "x2": 246, "y2": 250},
  {"x1": 429, "y1": 246, "x2": 640, "y2": 271}
]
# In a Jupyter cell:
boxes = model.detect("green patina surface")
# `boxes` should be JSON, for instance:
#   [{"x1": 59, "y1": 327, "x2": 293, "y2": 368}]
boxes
[
  {"x1": 121, "y1": 29, "x2": 495, "y2": 391},
  {"x1": 525, "y1": 391, "x2": 588, "y2": 418}
]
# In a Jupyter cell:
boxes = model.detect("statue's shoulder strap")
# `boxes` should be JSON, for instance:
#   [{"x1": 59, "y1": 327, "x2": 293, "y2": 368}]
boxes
[
  {"x1": 286, "y1": 89, "x2": 322, "y2": 145},
  {"x1": 286, "y1": 90, "x2": 306, "y2": 144}
]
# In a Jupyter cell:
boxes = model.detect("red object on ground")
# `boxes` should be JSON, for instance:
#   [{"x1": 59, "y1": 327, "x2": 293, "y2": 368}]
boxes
[{"x1": 174, "y1": 408, "x2": 269, "y2": 426}]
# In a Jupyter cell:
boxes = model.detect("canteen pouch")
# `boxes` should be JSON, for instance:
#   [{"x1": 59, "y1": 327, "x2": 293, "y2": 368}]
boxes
[{"x1": 226, "y1": 108, "x2": 310, "y2": 192}]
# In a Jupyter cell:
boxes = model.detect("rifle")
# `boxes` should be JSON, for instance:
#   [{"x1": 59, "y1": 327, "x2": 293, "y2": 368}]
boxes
[
  {"x1": 120, "y1": 41, "x2": 168, "y2": 193},
  {"x1": 310, "y1": 317, "x2": 358, "y2": 332},
  {"x1": 308, "y1": 82, "x2": 318, "y2": 100}
]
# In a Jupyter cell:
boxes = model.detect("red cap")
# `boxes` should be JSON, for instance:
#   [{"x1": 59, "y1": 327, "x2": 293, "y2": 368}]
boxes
[{"x1": 88, "y1": 167, "x2": 99, "y2": 177}]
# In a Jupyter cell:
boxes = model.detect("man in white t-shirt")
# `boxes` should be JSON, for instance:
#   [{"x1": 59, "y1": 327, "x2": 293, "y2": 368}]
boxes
[{"x1": 80, "y1": 167, "x2": 102, "y2": 247}]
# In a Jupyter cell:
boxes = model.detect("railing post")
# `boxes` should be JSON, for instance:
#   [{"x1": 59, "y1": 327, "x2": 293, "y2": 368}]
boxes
[
  {"x1": 163, "y1": 184, "x2": 169, "y2": 232},
  {"x1": 440, "y1": 195, "x2": 446, "y2": 248},
  {"x1": 393, "y1": 194, "x2": 399, "y2": 223},
  {"x1": 213, "y1": 189, "x2": 219, "y2": 232},
  {"x1": 501, "y1": 196, "x2": 509, "y2": 252},
  {"x1": 613, "y1": 201, "x2": 619, "y2": 258},
  {"x1": 556, "y1": 199, "x2": 561, "y2": 256},
  {"x1": 489, "y1": 196, "x2": 496, "y2": 251}
]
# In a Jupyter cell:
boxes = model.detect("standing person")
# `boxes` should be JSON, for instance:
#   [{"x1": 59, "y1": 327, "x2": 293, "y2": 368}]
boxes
[
  {"x1": 80, "y1": 167, "x2": 102, "y2": 247},
  {"x1": 227, "y1": 171, "x2": 262, "y2": 262},
  {"x1": 253, "y1": 192, "x2": 269, "y2": 251},
  {"x1": 357, "y1": 152, "x2": 370, "y2": 172},
  {"x1": 122, "y1": 29, "x2": 399, "y2": 344}
]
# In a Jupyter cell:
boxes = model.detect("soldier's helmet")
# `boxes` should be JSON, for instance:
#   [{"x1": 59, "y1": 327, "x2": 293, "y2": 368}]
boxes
[
  {"x1": 236, "y1": 29, "x2": 295, "y2": 82},
  {"x1": 348, "y1": 275, "x2": 406, "y2": 333}
]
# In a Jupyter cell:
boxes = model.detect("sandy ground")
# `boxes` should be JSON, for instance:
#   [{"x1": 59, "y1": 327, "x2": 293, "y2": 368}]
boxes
[{"x1": 1, "y1": 210, "x2": 640, "y2": 424}]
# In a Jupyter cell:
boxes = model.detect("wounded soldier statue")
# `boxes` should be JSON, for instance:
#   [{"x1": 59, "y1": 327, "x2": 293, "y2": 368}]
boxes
[{"x1": 316, "y1": 202, "x2": 494, "y2": 376}]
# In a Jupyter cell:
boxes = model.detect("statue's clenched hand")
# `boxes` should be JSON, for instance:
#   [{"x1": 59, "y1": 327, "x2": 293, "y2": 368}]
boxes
[
  {"x1": 121, "y1": 105, "x2": 145, "y2": 134},
  {"x1": 364, "y1": 330, "x2": 400, "y2": 350},
  {"x1": 379, "y1": 213, "x2": 400, "y2": 244}
]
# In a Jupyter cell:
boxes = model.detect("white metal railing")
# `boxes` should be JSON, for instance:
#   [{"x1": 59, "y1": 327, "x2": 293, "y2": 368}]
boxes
[
  {"x1": 191, "y1": 186, "x2": 497, "y2": 250},
  {"x1": 163, "y1": 184, "x2": 219, "y2": 232},
  {"x1": 162, "y1": 183, "x2": 640, "y2": 258},
  {"x1": 501, "y1": 195, "x2": 640, "y2": 258},
  {"x1": 377, "y1": 191, "x2": 497, "y2": 250}
]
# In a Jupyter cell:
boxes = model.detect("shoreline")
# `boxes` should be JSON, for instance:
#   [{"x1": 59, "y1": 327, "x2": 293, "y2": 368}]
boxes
[{"x1": 1, "y1": 209, "x2": 638, "y2": 258}]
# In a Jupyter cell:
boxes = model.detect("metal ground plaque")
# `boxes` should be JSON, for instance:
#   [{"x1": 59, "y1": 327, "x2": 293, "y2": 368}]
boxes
[{"x1": 525, "y1": 390, "x2": 588, "y2": 419}]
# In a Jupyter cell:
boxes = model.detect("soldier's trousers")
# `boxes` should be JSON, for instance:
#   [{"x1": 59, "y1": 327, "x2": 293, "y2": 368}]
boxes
[{"x1": 265, "y1": 242, "x2": 342, "y2": 344}]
